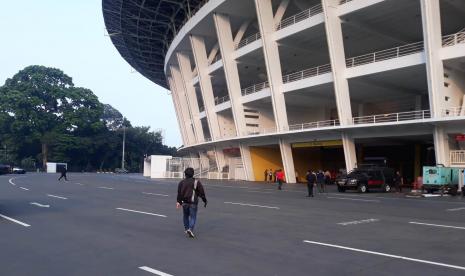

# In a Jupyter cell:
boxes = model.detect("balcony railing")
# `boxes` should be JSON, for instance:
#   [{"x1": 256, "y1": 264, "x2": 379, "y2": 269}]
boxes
[
  {"x1": 288, "y1": 119, "x2": 340, "y2": 131},
  {"x1": 241, "y1": 81, "x2": 270, "y2": 96},
  {"x1": 282, "y1": 64, "x2": 332, "y2": 84},
  {"x1": 346, "y1": 41, "x2": 424, "y2": 68},
  {"x1": 235, "y1": 32, "x2": 261, "y2": 49},
  {"x1": 450, "y1": 150, "x2": 465, "y2": 166},
  {"x1": 442, "y1": 30, "x2": 465, "y2": 47},
  {"x1": 214, "y1": 95, "x2": 230, "y2": 105},
  {"x1": 442, "y1": 107, "x2": 464, "y2": 117},
  {"x1": 353, "y1": 110, "x2": 431, "y2": 125},
  {"x1": 276, "y1": 3, "x2": 323, "y2": 30},
  {"x1": 244, "y1": 127, "x2": 277, "y2": 136}
]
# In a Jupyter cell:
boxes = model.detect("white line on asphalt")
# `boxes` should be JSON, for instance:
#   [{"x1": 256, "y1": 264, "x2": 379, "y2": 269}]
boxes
[
  {"x1": 139, "y1": 266, "x2": 173, "y2": 276},
  {"x1": 8, "y1": 178, "x2": 16, "y2": 186},
  {"x1": 337, "y1": 218, "x2": 380, "y2": 226},
  {"x1": 47, "y1": 194, "x2": 68, "y2": 200},
  {"x1": 0, "y1": 213, "x2": 31, "y2": 227},
  {"x1": 303, "y1": 240, "x2": 465, "y2": 271},
  {"x1": 30, "y1": 202, "x2": 50, "y2": 208},
  {"x1": 116, "y1": 208, "x2": 167, "y2": 218},
  {"x1": 247, "y1": 190, "x2": 273, "y2": 194},
  {"x1": 446, "y1": 207, "x2": 465, "y2": 212},
  {"x1": 97, "y1": 186, "x2": 114, "y2": 190},
  {"x1": 19, "y1": 187, "x2": 29, "y2": 191},
  {"x1": 75, "y1": 183, "x2": 84, "y2": 185},
  {"x1": 409, "y1": 221, "x2": 465, "y2": 230},
  {"x1": 142, "y1": 192, "x2": 169, "y2": 197},
  {"x1": 327, "y1": 196, "x2": 380, "y2": 203},
  {"x1": 224, "y1": 202, "x2": 280, "y2": 209}
]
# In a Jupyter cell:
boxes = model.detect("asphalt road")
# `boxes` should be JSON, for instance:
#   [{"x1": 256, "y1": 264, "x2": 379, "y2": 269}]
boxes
[{"x1": 1, "y1": 173, "x2": 465, "y2": 276}]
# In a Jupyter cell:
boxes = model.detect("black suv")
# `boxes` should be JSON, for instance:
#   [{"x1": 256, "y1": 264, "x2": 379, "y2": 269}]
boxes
[
  {"x1": 0, "y1": 164, "x2": 11, "y2": 175},
  {"x1": 337, "y1": 165, "x2": 395, "y2": 193}
]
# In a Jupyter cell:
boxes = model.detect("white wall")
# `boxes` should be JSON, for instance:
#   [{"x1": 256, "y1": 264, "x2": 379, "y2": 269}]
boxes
[
  {"x1": 150, "y1": 155, "x2": 172, "y2": 179},
  {"x1": 444, "y1": 67, "x2": 465, "y2": 109}
]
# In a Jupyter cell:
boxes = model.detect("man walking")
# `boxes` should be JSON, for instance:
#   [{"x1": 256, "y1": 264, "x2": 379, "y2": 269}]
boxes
[
  {"x1": 395, "y1": 171, "x2": 403, "y2": 193},
  {"x1": 316, "y1": 170, "x2": 325, "y2": 193},
  {"x1": 58, "y1": 166, "x2": 68, "y2": 181},
  {"x1": 176, "y1": 167, "x2": 207, "y2": 238},
  {"x1": 264, "y1": 169, "x2": 269, "y2": 182},
  {"x1": 306, "y1": 170, "x2": 316, "y2": 197},
  {"x1": 276, "y1": 169, "x2": 285, "y2": 190}
]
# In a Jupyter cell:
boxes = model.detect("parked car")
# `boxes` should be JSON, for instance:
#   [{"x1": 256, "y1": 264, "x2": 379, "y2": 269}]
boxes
[
  {"x1": 12, "y1": 167, "x2": 26, "y2": 174},
  {"x1": 0, "y1": 164, "x2": 11, "y2": 175},
  {"x1": 337, "y1": 166, "x2": 395, "y2": 193}
]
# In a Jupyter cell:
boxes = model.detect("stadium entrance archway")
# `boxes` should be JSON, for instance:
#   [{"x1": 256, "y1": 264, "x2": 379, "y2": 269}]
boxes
[{"x1": 250, "y1": 145, "x2": 283, "y2": 182}]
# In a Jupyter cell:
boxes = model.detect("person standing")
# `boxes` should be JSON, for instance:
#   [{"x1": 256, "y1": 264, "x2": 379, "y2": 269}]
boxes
[
  {"x1": 394, "y1": 171, "x2": 403, "y2": 193},
  {"x1": 316, "y1": 170, "x2": 325, "y2": 193},
  {"x1": 264, "y1": 169, "x2": 269, "y2": 182},
  {"x1": 324, "y1": 170, "x2": 332, "y2": 186},
  {"x1": 276, "y1": 169, "x2": 285, "y2": 190},
  {"x1": 268, "y1": 169, "x2": 273, "y2": 182},
  {"x1": 58, "y1": 166, "x2": 68, "y2": 181},
  {"x1": 176, "y1": 167, "x2": 207, "y2": 238},
  {"x1": 306, "y1": 170, "x2": 317, "y2": 197}
]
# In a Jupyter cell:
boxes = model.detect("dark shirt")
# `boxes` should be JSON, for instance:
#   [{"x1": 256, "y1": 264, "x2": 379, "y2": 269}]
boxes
[
  {"x1": 316, "y1": 172, "x2": 325, "y2": 184},
  {"x1": 177, "y1": 178, "x2": 207, "y2": 205},
  {"x1": 306, "y1": 173, "x2": 316, "y2": 184}
]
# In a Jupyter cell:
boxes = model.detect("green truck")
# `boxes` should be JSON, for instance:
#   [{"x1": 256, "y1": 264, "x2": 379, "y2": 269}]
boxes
[{"x1": 422, "y1": 166, "x2": 464, "y2": 195}]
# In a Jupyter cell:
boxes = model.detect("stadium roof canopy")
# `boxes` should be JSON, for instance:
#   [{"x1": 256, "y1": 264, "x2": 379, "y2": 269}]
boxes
[{"x1": 102, "y1": 0, "x2": 206, "y2": 89}]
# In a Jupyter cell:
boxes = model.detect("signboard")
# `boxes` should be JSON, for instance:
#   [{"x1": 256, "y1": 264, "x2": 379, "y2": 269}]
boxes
[
  {"x1": 292, "y1": 140, "x2": 343, "y2": 148},
  {"x1": 456, "y1": 134, "x2": 465, "y2": 141}
]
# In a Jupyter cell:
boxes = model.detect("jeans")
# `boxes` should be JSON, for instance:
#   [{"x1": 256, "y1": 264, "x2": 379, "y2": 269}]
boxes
[{"x1": 182, "y1": 203, "x2": 198, "y2": 231}]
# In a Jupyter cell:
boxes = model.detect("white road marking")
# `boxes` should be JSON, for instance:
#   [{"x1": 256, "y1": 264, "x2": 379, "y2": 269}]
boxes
[
  {"x1": 8, "y1": 178, "x2": 16, "y2": 186},
  {"x1": 447, "y1": 207, "x2": 465, "y2": 212},
  {"x1": 47, "y1": 194, "x2": 68, "y2": 200},
  {"x1": 327, "y1": 196, "x2": 380, "y2": 203},
  {"x1": 0, "y1": 213, "x2": 31, "y2": 227},
  {"x1": 224, "y1": 202, "x2": 280, "y2": 209},
  {"x1": 75, "y1": 183, "x2": 84, "y2": 186},
  {"x1": 139, "y1": 266, "x2": 173, "y2": 276},
  {"x1": 247, "y1": 190, "x2": 273, "y2": 194},
  {"x1": 337, "y1": 218, "x2": 380, "y2": 226},
  {"x1": 97, "y1": 186, "x2": 114, "y2": 190},
  {"x1": 30, "y1": 202, "x2": 50, "y2": 208},
  {"x1": 303, "y1": 240, "x2": 465, "y2": 271},
  {"x1": 19, "y1": 187, "x2": 29, "y2": 191},
  {"x1": 409, "y1": 221, "x2": 465, "y2": 230},
  {"x1": 116, "y1": 208, "x2": 167, "y2": 218},
  {"x1": 142, "y1": 192, "x2": 169, "y2": 197}
]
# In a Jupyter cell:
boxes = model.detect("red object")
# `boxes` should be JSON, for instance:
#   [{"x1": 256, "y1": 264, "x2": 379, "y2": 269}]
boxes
[
  {"x1": 276, "y1": 171, "x2": 285, "y2": 181},
  {"x1": 456, "y1": 134, "x2": 465, "y2": 141},
  {"x1": 368, "y1": 180, "x2": 383, "y2": 186}
]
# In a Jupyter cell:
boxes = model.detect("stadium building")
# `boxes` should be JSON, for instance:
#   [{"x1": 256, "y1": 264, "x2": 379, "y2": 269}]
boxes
[{"x1": 103, "y1": 0, "x2": 465, "y2": 183}]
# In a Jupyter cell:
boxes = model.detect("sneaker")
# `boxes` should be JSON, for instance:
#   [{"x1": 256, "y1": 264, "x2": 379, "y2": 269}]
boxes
[{"x1": 186, "y1": 229, "x2": 195, "y2": 238}]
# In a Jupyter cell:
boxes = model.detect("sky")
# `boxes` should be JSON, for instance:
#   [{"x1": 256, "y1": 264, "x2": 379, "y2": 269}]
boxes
[{"x1": 0, "y1": 1, "x2": 182, "y2": 147}]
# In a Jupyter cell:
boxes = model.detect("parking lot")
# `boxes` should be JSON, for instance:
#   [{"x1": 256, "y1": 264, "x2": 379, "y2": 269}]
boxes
[{"x1": 1, "y1": 173, "x2": 465, "y2": 275}]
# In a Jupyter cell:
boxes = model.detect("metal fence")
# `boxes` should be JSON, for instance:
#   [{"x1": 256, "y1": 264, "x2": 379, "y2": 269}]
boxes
[
  {"x1": 353, "y1": 110, "x2": 431, "y2": 125},
  {"x1": 276, "y1": 4, "x2": 323, "y2": 30}
]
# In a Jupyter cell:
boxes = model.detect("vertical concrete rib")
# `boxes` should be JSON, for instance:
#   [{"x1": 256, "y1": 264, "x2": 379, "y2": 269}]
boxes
[
  {"x1": 170, "y1": 66, "x2": 196, "y2": 144},
  {"x1": 167, "y1": 76, "x2": 188, "y2": 145},
  {"x1": 213, "y1": 13, "x2": 247, "y2": 136},
  {"x1": 239, "y1": 143, "x2": 254, "y2": 181},
  {"x1": 342, "y1": 133, "x2": 357, "y2": 172},
  {"x1": 278, "y1": 139, "x2": 296, "y2": 184},
  {"x1": 190, "y1": 35, "x2": 221, "y2": 140},
  {"x1": 322, "y1": 0, "x2": 353, "y2": 126},
  {"x1": 254, "y1": 0, "x2": 289, "y2": 131},
  {"x1": 176, "y1": 52, "x2": 205, "y2": 142}
]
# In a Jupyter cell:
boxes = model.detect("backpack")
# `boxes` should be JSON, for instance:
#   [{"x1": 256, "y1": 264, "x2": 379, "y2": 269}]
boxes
[{"x1": 191, "y1": 179, "x2": 198, "y2": 202}]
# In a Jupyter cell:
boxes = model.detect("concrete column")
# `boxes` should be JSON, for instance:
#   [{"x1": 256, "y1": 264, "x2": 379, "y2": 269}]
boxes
[
  {"x1": 278, "y1": 139, "x2": 296, "y2": 183},
  {"x1": 167, "y1": 77, "x2": 188, "y2": 145},
  {"x1": 342, "y1": 132, "x2": 357, "y2": 172},
  {"x1": 170, "y1": 66, "x2": 196, "y2": 144},
  {"x1": 214, "y1": 146, "x2": 226, "y2": 172},
  {"x1": 255, "y1": 0, "x2": 289, "y2": 131},
  {"x1": 176, "y1": 53, "x2": 205, "y2": 142},
  {"x1": 213, "y1": 13, "x2": 247, "y2": 136},
  {"x1": 433, "y1": 126, "x2": 450, "y2": 166},
  {"x1": 239, "y1": 143, "x2": 255, "y2": 181},
  {"x1": 190, "y1": 35, "x2": 221, "y2": 140},
  {"x1": 322, "y1": 0, "x2": 353, "y2": 125},
  {"x1": 421, "y1": 0, "x2": 445, "y2": 118}
]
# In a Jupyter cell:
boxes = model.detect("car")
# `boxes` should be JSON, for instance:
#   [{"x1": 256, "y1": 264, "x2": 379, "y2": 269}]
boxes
[
  {"x1": 115, "y1": 168, "x2": 128, "y2": 174},
  {"x1": 12, "y1": 167, "x2": 26, "y2": 174},
  {"x1": 337, "y1": 165, "x2": 395, "y2": 193},
  {"x1": 0, "y1": 164, "x2": 11, "y2": 175}
]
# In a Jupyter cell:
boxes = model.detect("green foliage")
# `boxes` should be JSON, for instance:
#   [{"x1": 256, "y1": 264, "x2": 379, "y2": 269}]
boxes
[{"x1": 0, "y1": 65, "x2": 177, "y2": 172}]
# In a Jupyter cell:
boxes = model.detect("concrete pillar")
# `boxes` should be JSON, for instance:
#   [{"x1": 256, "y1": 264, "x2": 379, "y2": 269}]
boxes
[
  {"x1": 322, "y1": 0, "x2": 353, "y2": 125},
  {"x1": 279, "y1": 139, "x2": 296, "y2": 183},
  {"x1": 214, "y1": 146, "x2": 226, "y2": 172},
  {"x1": 433, "y1": 126, "x2": 450, "y2": 166},
  {"x1": 342, "y1": 133, "x2": 357, "y2": 172},
  {"x1": 170, "y1": 66, "x2": 196, "y2": 144},
  {"x1": 213, "y1": 13, "x2": 247, "y2": 136},
  {"x1": 190, "y1": 35, "x2": 221, "y2": 140},
  {"x1": 255, "y1": 0, "x2": 289, "y2": 131},
  {"x1": 167, "y1": 77, "x2": 188, "y2": 145},
  {"x1": 176, "y1": 53, "x2": 205, "y2": 142},
  {"x1": 421, "y1": 0, "x2": 445, "y2": 118},
  {"x1": 239, "y1": 143, "x2": 255, "y2": 181}
]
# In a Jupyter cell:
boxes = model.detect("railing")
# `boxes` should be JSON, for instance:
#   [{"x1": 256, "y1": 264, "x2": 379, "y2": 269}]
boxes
[
  {"x1": 241, "y1": 81, "x2": 270, "y2": 96},
  {"x1": 442, "y1": 107, "x2": 464, "y2": 117},
  {"x1": 214, "y1": 95, "x2": 230, "y2": 105},
  {"x1": 442, "y1": 30, "x2": 465, "y2": 47},
  {"x1": 450, "y1": 150, "x2": 465, "y2": 166},
  {"x1": 353, "y1": 110, "x2": 431, "y2": 124},
  {"x1": 244, "y1": 127, "x2": 277, "y2": 136},
  {"x1": 235, "y1": 32, "x2": 262, "y2": 49},
  {"x1": 203, "y1": 137, "x2": 212, "y2": 142},
  {"x1": 207, "y1": 172, "x2": 230, "y2": 180},
  {"x1": 288, "y1": 119, "x2": 340, "y2": 131},
  {"x1": 276, "y1": 4, "x2": 323, "y2": 30},
  {"x1": 346, "y1": 41, "x2": 424, "y2": 68},
  {"x1": 282, "y1": 64, "x2": 331, "y2": 83}
]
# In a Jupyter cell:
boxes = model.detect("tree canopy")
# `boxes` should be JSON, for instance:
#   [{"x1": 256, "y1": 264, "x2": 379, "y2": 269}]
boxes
[{"x1": 0, "y1": 65, "x2": 177, "y2": 172}]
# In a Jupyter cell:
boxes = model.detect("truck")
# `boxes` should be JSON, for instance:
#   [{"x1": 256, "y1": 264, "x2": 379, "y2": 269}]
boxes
[{"x1": 422, "y1": 166, "x2": 464, "y2": 195}]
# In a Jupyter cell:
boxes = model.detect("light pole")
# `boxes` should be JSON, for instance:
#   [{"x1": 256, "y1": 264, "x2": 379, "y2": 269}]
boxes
[{"x1": 122, "y1": 117, "x2": 126, "y2": 170}]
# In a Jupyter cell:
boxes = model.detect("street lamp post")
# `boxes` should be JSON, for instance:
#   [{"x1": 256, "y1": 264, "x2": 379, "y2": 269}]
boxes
[{"x1": 122, "y1": 118, "x2": 126, "y2": 170}]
